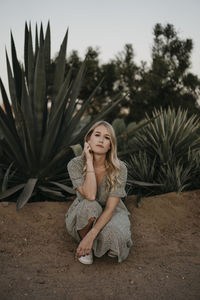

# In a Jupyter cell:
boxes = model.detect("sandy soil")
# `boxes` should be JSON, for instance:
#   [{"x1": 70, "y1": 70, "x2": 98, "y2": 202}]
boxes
[{"x1": 0, "y1": 190, "x2": 200, "y2": 300}]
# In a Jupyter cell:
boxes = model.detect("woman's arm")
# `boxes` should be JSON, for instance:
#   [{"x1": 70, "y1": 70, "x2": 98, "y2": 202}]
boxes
[
  {"x1": 76, "y1": 196, "x2": 120, "y2": 257},
  {"x1": 77, "y1": 142, "x2": 97, "y2": 201}
]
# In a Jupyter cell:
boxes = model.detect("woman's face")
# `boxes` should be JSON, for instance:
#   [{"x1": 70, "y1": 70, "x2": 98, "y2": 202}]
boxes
[{"x1": 88, "y1": 125, "x2": 111, "y2": 154}]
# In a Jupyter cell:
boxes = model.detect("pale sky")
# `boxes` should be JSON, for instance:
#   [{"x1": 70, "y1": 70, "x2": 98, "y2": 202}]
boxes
[{"x1": 0, "y1": 0, "x2": 200, "y2": 99}]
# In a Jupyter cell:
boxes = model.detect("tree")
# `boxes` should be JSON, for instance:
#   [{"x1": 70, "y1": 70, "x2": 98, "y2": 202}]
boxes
[
  {"x1": 126, "y1": 23, "x2": 200, "y2": 122},
  {"x1": 115, "y1": 44, "x2": 138, "y2": 98},
  {"x1": 49, "y1": 24, "x2": 200, "y2": 124},
  {"x1": 105, "y1": 44, "x2": 139, "y2": 122}
]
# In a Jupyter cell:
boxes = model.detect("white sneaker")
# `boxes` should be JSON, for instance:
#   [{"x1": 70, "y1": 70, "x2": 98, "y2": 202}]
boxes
[
  {"x1": 108, "y1": 250, "x2": 118, "y2": 258},
  {"x1": 78, "y1": 253, "x2": 93, "y2": 265}
]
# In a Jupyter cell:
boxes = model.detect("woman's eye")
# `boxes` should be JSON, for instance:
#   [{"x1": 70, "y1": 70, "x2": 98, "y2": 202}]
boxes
[
  {"x1": 95, "y1": 134, "x2": 100, "y2": 136},
  {"x1": 105, "y1": 136, "x2": 110, "y2": 140}
]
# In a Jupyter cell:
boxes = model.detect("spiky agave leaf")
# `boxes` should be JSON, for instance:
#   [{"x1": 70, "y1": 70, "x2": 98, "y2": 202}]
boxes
[
  {"x1": 157, "y1": 160, "x2": 192, "y2": 193},
  {"x1": 0, "y1": 184, "x2": 25, "y2": 200},
  {"x1": 2, "y1": 162, "x2": 14, "y2": 192},
  {"x1": 16, "y1": 178, "x2": 38, "y2": 210},
  {"x1": 0, "y1": 22, "x2": 124, "y2": 209}
]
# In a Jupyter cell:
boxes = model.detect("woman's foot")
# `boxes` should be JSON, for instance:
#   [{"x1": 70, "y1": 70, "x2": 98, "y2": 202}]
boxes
[
  {"x1": 78, "y1": 252, "x2": 93, "y2": 265},
  {"x1": 108, "y1": 250, "x2": 118, "y2": 258}
]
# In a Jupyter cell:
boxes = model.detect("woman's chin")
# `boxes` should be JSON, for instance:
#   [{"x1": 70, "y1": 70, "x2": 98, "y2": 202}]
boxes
[{"x1": 93, "y1": 149, "x2": 107, "y2": 155}]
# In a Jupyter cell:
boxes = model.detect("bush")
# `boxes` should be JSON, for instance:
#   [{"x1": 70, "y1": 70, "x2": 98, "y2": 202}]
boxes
[{"x1": 127, "y1": 107, "x2": 200, "y2": 195}]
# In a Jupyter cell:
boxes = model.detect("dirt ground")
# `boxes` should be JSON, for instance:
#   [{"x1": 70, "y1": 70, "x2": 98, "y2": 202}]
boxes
[{"x1": 0, "y1": 190, "x2": 200, "y2": 300}]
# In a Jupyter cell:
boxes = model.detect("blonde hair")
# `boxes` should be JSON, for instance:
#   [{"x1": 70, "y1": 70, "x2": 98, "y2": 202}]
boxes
[{"x1": 82, "y1": 121, "x2": 121, "y2": 190}]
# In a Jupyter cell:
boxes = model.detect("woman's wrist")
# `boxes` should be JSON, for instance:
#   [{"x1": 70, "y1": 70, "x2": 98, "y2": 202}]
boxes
[
  {"x1": 89, "y1": 227, "x2": 99, "y2": 239},
  {"x1": 86, "y1": 159, "x2": 94, "y2": 170}
]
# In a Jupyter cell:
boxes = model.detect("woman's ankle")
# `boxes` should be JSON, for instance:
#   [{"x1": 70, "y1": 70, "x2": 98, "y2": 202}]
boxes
[{"x1": 78, "y1": 217, "x2": 96, "y2": 239}]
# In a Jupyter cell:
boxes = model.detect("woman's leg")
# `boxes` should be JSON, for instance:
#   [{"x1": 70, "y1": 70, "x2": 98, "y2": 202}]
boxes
[
  {"x1": 92, "y1": 212, "x2": 132, "y2": 262},
  {"x1": 76, "y1": 199, "x2": 102, "y2": 239},
  {"x1": 78, "y1": 217, "x2": 96, "y2": 239},
  {"x1": 75, "y1": 200, "x2": 102, "y2": 264}
]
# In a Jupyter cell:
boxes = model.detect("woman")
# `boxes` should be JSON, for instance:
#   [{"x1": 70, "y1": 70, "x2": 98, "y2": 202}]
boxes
[{"x1": 65, "y1": 121, "x2": 132, "y2": 264}]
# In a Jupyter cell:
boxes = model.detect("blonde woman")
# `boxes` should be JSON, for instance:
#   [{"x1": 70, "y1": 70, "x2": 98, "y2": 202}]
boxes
[{"x1": 65, "y1": 121, "x2": 132, "y2": 264}]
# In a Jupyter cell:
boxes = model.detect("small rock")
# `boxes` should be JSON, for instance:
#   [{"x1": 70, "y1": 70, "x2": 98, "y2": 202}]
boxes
[{"x1": 38, "y1": 280, "x2": 45, "y2": 284}]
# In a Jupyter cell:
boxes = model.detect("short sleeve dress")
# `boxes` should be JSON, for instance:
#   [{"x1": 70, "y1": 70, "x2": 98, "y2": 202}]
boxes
[{"x1": 65, "y1": 155, "x2": 133, "y2": 263}]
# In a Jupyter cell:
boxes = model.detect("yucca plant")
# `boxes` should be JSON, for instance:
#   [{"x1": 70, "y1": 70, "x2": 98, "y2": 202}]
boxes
[
  {"x1": 157, "y1": 160, "x2": 192, "y2": 193},
  {"x1": 0, "y1": 22, "x2": 123, "y2": 209},
  {"x1": 111, "y1": 118, "x2": 162, "y2": 198},
  {"x1": 127, "y1": 107, "x2": 200, "y2": 195}
]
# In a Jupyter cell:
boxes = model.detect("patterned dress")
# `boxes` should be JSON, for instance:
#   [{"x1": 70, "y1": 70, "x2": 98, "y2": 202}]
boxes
[{"x1": 65, "y1": 155, "x2": 133, "y2": 263}]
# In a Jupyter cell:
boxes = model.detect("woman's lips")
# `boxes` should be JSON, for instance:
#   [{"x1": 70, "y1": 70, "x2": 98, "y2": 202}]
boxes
[{"x1": 96, "y1": 145, "x2": 104, "y2": 148}]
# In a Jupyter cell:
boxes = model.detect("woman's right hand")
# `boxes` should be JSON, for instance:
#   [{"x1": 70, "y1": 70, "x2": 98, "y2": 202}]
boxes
[{"x1": 84, "y1": 142, "x2": 93, "y2": 161}]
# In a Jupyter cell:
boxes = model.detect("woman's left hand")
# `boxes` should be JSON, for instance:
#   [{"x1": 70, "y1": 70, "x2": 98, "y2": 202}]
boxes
[{"x1": 76, "y1": 232, "x2": 94, "y2": 258}]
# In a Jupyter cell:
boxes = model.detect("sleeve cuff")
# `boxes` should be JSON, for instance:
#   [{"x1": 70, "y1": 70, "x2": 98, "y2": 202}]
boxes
[
  {"x1": 109, "y1": 189, "x2": 127, "y2": 198},
  {"x1": 71, "y1": 178, "x2": 84, "y2": 189}
]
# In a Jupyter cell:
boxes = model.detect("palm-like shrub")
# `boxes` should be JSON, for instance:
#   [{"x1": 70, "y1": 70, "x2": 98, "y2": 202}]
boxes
[
  {"x1": 112, "y1": 118, "x2": 156, "y2": 157},
  {"x1": 127, "y1": 107, "x2": 200, "y2": 195},
  {"x1": 112, "y1": 118, "x2": 136, "y2": 153},
  {"x1": 0, "y1": 23, "x2": 122, "y2": 209}
]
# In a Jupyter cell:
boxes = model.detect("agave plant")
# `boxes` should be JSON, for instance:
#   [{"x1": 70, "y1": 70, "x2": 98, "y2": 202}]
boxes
[
  {"x1": 0, "y1": 22, "x2": 123, "y2": 209},
  {"x1": 127, "y1": 107, "x2": 200, "y2": 195}
]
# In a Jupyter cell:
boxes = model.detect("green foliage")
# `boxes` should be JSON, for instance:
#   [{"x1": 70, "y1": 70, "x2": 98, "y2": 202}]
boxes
[
  {"x1": 127, "y1": 107, "x2": 200, "y2": 195},
  {"x1": 112, "y1": 116, "x2": 160, "y2": 156},
  {"x1": 60, "y1": 23, "x2": 200, "y2": 123},
  {"x1": 64, "y1": 47, "x2": 105, "y2": 116},
  {"x1": 126, "y1": 23, "x2": 200, "y2": 123},
  {"x1": 112, "y1": 118, "x2": 137, "y2": 154},
  {"x1": 0, "y1": 23, "x2": 123, "y2": 209}
]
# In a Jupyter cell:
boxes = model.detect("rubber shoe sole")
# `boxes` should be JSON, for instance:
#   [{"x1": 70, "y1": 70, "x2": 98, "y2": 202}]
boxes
[
  {"x1": 78, "y1": 253, "x2": 93, "y2": 265},
  {"x1": 108, "y1": 250, "x2": 118, "y2": 258}
]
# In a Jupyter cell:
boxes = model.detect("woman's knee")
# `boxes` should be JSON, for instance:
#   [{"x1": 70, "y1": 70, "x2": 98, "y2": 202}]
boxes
[
  {"x1": 83, "y1": 198, "x2": 101, "y2": 207},
  {"x1": 78, "y1": 199, "x2": 102, "y2": 217},
  {"x1": 100, "y1": 221, "x2": 125, "y2": 243}
]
